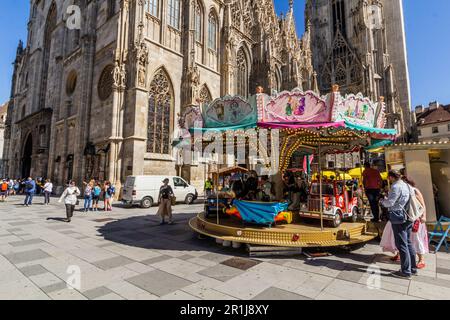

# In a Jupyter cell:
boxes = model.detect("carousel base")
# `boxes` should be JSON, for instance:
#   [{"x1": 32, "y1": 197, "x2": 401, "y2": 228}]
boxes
[{"x1": 190, "y1": 213, "x2": 378, "y2": 248}]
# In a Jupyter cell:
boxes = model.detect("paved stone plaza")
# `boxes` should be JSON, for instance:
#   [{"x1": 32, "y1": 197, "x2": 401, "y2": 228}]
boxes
[{"x1": 0, "y1": 195, "x2": 449, "y2": 300}]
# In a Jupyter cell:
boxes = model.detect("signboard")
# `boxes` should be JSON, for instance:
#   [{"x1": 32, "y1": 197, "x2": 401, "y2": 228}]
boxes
[
  {"x1": 334, "y1": 93, "x2": 377, "y2": 127},
  {"x1": 258, "y1": 90, "x2": 331, "y2": 124},
  {"x1": 386, "y1": 150, "x2": 405, "y2": 164},
  {"x1": 203, "y1": 95, "x2": 256, "y2": 128}
]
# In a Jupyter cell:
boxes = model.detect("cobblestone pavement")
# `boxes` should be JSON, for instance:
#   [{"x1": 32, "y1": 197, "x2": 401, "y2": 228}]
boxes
[{"x1": 0, "y1": 195, "x2": 449, "y2": 300}]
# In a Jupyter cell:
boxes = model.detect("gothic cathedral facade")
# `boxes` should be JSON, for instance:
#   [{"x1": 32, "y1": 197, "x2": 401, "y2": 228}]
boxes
[
  {"x1": 3, "y1": 0, "x2": 315, "y2": 190},
  {"x1": 306, "y1": 0, "x2": 412, "y2": 138}
]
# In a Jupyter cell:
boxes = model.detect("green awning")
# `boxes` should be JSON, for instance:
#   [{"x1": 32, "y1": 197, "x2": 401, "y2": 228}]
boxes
[{"x1": 345, "y1": 121, "x2": 397, "y2": 136}]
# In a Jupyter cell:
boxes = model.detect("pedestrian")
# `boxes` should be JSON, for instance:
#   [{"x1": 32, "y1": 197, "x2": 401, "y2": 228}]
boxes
[
  {"x1": 380, "y1": 170, "x2": 415, "y2": 279},
  {"x1": 108, "y1": 182, "x2": 116, "y2": 209},
  {"x1": 103, "y1": 181, "x2": 114, "y2": 211},
  {"x1": 13, "y1": 179, "x2": 20, "y2": 195},
  {"x1": 363, "y1": 162, "x2": 383, "y2": 222},
  {"x1": 83, "y1": 181, "x2": 94, "y2": 212},
  {"x1": 92, "y1": 182, "x2": 102, "y2": 212},
  {"x1": 8, "y1": 179, "x2": 14, "y2": 196},
  {"x1": 157, "y1": 178, "x2": 174, "y2": 225},
  {"x1": 403, "y1": 176, "x2": 429, "y2": 269},
  {"x1": 58, "y1": 181, "x2": 81, "y2": 223},
  {"x1": 0, "y1": 180, "x2": 8, "y2": 202},
  {"x1": 204, "y1": 178, "x2": 213, "y2": 198},
  {"x1": 43, "y1": 179, "x2": 53, "y2": 205},
  {"x1": 23, "y1": 177, "x2": 36, "y2": 206}
]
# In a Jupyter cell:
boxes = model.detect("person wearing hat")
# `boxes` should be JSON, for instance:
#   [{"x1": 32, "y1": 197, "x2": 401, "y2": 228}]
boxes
[
  {"x1": 381, "y1": 170, "x2": 415, "y2": 279},
  {"x1": 158, "y1": 178, "x2": 174, "y2": 225}
]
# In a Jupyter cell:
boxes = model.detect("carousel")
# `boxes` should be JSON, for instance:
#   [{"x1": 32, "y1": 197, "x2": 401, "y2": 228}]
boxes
[{"x1": 180, "y1": 85, "x2": 397, "y2": 249}]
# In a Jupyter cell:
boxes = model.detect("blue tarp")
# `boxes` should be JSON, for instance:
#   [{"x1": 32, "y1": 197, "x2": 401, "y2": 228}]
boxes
[{"x1": 233, "y1": 200, "x2": 289, "y2": 225}]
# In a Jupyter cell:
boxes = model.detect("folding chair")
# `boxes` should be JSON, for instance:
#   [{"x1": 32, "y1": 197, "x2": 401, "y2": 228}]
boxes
[{"x1": 429, "y1": 216, "x2": 450, "y2": 253}]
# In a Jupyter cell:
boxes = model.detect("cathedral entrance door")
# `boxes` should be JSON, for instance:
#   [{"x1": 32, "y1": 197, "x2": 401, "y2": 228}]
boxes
[{"x1": 21, "y1": 135, "x2": 33, "y2": 178}]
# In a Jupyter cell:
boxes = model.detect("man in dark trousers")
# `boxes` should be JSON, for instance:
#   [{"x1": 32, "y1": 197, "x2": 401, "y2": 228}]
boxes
[
  {"x1": 362, "y1": 162, "x2": 383, "y2": 222},
  {"x1": 381, "y1": 170, "x2": 415, "y2": 279},
  {"x1": 23, "y1": 177, "x2": 36, "y2": 206}
]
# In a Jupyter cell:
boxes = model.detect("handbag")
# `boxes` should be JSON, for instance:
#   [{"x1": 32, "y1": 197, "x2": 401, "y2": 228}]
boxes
[
  {"x1": 412, "y1": 219, "x2": 421, "y2": 233},
  {"x1": 171, "y1": 196, "x2": 177, "y2": 206}
]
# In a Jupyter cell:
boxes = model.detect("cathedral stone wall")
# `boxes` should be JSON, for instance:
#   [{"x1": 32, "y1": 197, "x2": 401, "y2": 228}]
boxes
[
  {"x1": 306, "y1": 0, "x2": 412, "y2": 138},
  {"x1": 3, "y1": 0, "x2": 315, "y2": 193}
]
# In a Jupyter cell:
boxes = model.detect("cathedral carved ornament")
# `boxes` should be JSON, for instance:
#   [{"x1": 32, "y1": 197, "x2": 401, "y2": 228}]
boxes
[{"x1": 134, "y1": 40, "x2": 149, "y2": 89}]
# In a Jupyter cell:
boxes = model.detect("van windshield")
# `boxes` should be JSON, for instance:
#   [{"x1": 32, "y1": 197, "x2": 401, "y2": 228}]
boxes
[{"x1": 125, "y1": 178, "x2": 135, "y2": 188}]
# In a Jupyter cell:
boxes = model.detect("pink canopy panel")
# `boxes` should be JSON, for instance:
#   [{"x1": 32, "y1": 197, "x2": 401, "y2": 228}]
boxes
[
  {"x1": 257, "y1": 90, "x2": 332, "y2": 124},
  {"x1": 258, "y1": 121, "x2": 345, "y2": 130}
]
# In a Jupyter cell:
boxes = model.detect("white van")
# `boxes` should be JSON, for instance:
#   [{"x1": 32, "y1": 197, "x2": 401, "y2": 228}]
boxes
[{"x1": 122, "y1": 176, "x2": 198, "y2": 208}]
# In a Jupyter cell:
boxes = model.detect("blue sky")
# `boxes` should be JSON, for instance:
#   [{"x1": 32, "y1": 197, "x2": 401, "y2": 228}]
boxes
[{"x1": 0, "y1": 0, "x2": 449, "y2": 108}]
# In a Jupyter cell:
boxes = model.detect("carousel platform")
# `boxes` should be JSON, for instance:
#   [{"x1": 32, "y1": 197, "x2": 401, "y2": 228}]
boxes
[{"x1": 189, "y1": 213, "x2": 378, "y2": 248}]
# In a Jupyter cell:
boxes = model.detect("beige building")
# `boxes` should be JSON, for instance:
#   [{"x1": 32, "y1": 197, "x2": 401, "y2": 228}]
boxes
[
  {"x1": 306, "y1": 0, "x2": 412, "y2": 139},
  {"x1": 3, "y1": 0, "x2": 315, "y2": 192},
  {"x1": 415, "y1": 102, "x2": 450, "y2": 143}
]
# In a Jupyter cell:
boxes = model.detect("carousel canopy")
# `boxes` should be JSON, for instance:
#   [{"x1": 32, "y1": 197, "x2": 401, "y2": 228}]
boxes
[{"x1": 180, "y1": 88, "x2": 395, "y2": 141}]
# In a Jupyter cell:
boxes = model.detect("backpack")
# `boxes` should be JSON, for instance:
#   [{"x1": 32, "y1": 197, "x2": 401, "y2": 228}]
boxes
[
  {"x1": 406, "y1": 185, "x2": 425, "y2": 222},
  {"x1": 93, "y1": 186, "x2": 101, "y2": 197},
  {"x1": 107, "y1": 186, "x2": 116, "y2": 196},
  {"x1": 160, "y1": 186, "x2": 171, "y2": 199},
  {"x1": 84, "y1": 186, "x2": 92, "y2": 197},
  {"x1": 1, "y1": 183, "x2": 7, "y2": 192}
]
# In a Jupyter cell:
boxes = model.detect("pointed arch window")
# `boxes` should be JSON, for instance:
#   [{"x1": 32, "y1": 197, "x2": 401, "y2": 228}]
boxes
[
  {"x1": 168, "y1": 0, "x2": 181, "y2": 29},
  {"x1": 236, "y1": 48, "x2": 249, "y2": 98},
  {"x1": 199, "y1": 85, "x2": 212, "y2": 104},
  {"x1": 146, "y1": 0, "x2": 159, "y2": 17},
  {"x1": 194, "y1": 1, "x2": 203, "y2": 43},
  {"x1": 332, "y1": 0, "x2": 346, "y2": 37},
  {"x1": 147, "y1": 69, "x2": 174, "y2": 154},
  {"x1": 39, "y1": 2, "x2": 57, "y2": 110},
  {"x1": 208, "y1": 12, "x2": 217, "y2": 50}
]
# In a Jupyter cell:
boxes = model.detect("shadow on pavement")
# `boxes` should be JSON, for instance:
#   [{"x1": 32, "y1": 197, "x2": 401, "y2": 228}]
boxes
[{"x1": 96, "y1": 213, "x2": 248, "y2": 257}]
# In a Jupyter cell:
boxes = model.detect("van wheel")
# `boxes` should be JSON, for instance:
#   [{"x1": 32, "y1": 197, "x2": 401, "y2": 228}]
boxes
[
  {"x1": 141, "y1": 197, "x2": 153, "y2": 209},
  {"x1": 185, "y1": 194, "x2": 195, "y2": 205}
]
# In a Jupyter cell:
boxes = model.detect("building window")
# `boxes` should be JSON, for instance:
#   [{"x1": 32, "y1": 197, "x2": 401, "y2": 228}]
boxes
[
  {"x1": 146, "y1": 0, "x2": 159, "y2": 17},
  {"x1": 98, "y1": 65, "x2": 115, "y2": 101},
  {"x1": 208, "y1": 12, "x2": 217, "y2": 50},
  {"x1": 147, "y1": 69, "x2": 174, "y2": 154},
  {"x1": 107, "y1": 0, "x2": 116, "y2": 19},
  {"x1": 432, "y1": 127, "x2": 439, "y2": 134},
  {"x1": 417, "y1": 130, "x2": 422, "y2": 137},
  {"x1": 168, "y1": 0, "x2": 180, "y2": 29},
  {"x1": 332, "y1": 0, "x2": 346, "y2": 37},
  {"x1": 194, "y1": 1, "x2": 203, "y2": 43},
  {"x1": 236, "y1": 48, "x2": 249, "y2": 98},
  {"x1": 39, "y1": 2, "x2": 57, "y2": 110},
  {"x1": 199, "y1": 85, "x2": 212, "y2": 104},
  {"x1": 66, "y1": 70, "x2": 77, "y2": 96}
]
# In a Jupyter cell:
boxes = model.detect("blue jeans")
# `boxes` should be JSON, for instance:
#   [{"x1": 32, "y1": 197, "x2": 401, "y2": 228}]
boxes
[
  {"x1": 366, "y1": 189, "x2": 381, "y2": 222},
  {"x1": 24, "y1": 193, "x2": 34, "y2": 205},
  {"x1": 84, "y1": 196, "x2": 92, "y2": 211},
  {"x1": 392, "y1": 220, "x2": 417, "y2": 276}
]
